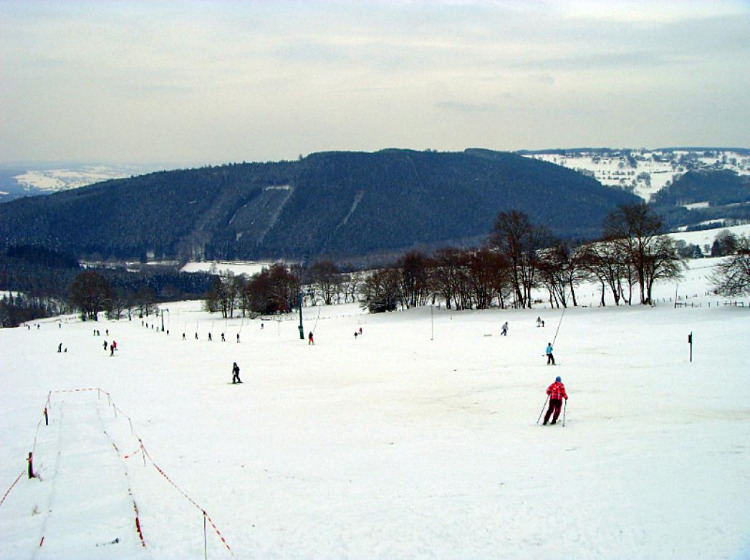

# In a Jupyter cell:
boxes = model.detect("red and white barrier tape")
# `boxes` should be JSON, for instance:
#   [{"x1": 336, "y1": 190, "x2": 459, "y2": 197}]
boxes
[
  {"x1": 31, "y1": 388, "x2": 236, "y2": 557},
  {"x1": 141, "y1": 444, "x2": 237, "y2": 557},
  {"x1": 0, "y1": 471, "x2": 24, "y2": 508}
]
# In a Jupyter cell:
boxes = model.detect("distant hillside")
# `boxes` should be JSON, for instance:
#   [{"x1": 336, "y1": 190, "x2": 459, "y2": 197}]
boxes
[
  {"x1": 0, "y1": 162, "x2": 165, "y2": 203},
  {"x1": 521, "y1": 148, "x2": 750, "y2": 201},
  {"x1": 0, "y1": 149, "x2": 639, "y2": 263},
  {"x1": 650, "y1": 170, "x2": 750, "y2": 231}
]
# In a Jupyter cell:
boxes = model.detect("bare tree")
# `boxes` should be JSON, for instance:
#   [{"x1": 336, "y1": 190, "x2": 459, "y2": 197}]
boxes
[
  {"x1": 430, "y1": 248, "x2": 468, "y2": 310},
  {"x1": 309, "y1": 260, "x2": 342, "y2": 305},
  {"x1": 538, "y1": 242, "x2": 595, "y2": 308},
  {"x1": 70, "y1": 271, "x2": 111, "y2": 321},
  {"x1": 711, "y1": 235, "x2": 750, "y2": 296},
  {"x1": 579, "y1": 240, "x2": 634, "y2": 306},
  {"x1": 488, "y1": 211, "x2": 551, "y2": 308},
  {"x1": 244, "y1": 263, "x2": 300, "y2": 315},
  {"x1": 537, "y1": 243, "x2": 570, "y2": 308},
  {"x1": 136, "y1": 285, "x2": 158, "y2": 317},
  {"x1": 398, "y1": 251, "x2": 431, "y2": 308},
  {"x1": 642, "y1": 236, "x2": 684, "y2": 304},
  {"x1": 360, "y1": 268, "x2": 401, "y2": 313},
  {"x1": 603, "y1": 203, "x2": 681, "y2": 304},
  {"x1": 341, "y1": 271, "x2": 364, "y2": 304},
  {"x1": 205, "y1": 270, "x2": 239, "y2": 318},
  {"x1": 107, "y1": 286, "x2": 134, "y2": 320},
  {"x1": 466, "y1": 248, "x2": 512, "y2": 309}
]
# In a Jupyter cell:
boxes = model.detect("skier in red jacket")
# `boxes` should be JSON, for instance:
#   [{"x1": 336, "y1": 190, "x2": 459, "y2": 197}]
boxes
[{"x1": 543, "y1": 376, "x2": 568, "y2": 425}]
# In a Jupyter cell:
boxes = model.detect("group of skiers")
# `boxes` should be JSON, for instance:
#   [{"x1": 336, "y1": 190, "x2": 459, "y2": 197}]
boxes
[
  {"x1": 87, "y1": 312, "x2": 570, "y2": 426},
  {"x1": 496, "y1": 317, "x2": 566, "y2": 425},
  {"x1": 181, "y1": 331, "x2": 243, "y2": 342},
  {"x1": 104, "y1": 339, "x2": 118, "y2": 356}
]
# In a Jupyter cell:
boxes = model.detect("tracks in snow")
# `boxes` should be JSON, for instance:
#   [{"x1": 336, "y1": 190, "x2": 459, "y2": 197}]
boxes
[{"x1": 32, "y1": 395, "x2": 143, "y2": 557}]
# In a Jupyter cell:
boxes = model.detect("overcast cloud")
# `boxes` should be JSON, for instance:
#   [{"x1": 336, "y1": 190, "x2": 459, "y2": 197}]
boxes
[{"x1": 1, "y1": 0, "x2": 748, "y2": 166}]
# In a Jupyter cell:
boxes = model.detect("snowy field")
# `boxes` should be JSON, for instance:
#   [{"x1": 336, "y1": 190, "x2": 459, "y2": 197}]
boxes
[
  {"x1": 526, "y1": 149, "x2": 750, "y2": 201},
  {"x1": 670, "y1": 223, "x2": 750, "y2": 250},
  {"x1": 1, "y1": 259, "x2": 749, "y2": 559},
  {"x1": 10, "y1": 164, "x2": 166, "y2": 194},
  {"x1": 180, "y1": 261, "x2": 274, "y2": 276}
]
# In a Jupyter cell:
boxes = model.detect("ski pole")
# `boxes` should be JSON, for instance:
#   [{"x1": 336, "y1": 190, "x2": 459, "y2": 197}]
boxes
[
  {"x1": 536, "y1": 395, "x2": 549, "y2": 424},
  {"x1": 562, "y1": 399, "x2": 567, "y2": 427}
]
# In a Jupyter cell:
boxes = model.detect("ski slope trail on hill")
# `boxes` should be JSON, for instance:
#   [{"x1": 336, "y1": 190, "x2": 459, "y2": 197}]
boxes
[{"x1": 4, "y1": 391, "x2": 148, "y2": 559}]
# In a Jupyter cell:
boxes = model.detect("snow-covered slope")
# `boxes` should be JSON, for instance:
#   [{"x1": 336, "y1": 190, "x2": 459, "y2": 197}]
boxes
[
  {"x1": 1, "y1": 258, "x2": 749, "y2": 559},
  {"x1": 0, "y1": 163, "x2": 167, "y2": 202},
  {"x1": 523, "y1": 148, "x2": 750, "y2": 201},
  {"x1": 13, "y1": 166, "x2": 141, "y2": 193}
]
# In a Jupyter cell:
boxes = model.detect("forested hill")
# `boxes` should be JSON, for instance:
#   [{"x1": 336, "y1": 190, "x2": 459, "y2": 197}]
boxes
[
  {"x1": 649, "y1": 170, "x2": 750, "y2": 231},
  {"x1": 0, "y1": 149, "x2": 639, "y2": 262}
]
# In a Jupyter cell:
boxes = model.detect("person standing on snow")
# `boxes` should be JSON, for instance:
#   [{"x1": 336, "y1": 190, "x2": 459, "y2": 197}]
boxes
[
  {"x1": 231, "y1": 362, "x2": 242, "y2": 384},
  {"x1": 501, "y1": 322, "x2": 509, "y2": 336},
  {"x1": 543, "y1": 376, "x2": 568, "y2": 425},
  {"x1": 308, "y1": 331, "x2": 314, "y2": 345},
  {"x1": 546, "y1": 342, "x2": 555, "y2": 365}
]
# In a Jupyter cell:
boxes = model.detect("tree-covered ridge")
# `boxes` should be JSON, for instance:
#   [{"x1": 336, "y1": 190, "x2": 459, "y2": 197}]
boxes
[
  {"x1": 0, "y1": 244, "x2": 214, "y2": 327},
  {"x1": 650, "y1": 171, "x2": 750, "y2": 230},
  {"x1": 651, "y1": 171, "x2": 750, "y2": 207},
  {"x1": 0, "y1": 150, "x2": 639, "y2": 263}
]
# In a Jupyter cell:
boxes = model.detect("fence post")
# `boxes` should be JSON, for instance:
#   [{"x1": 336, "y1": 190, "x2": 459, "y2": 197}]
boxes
[
  {"x1": 203, "y1": 511, "x2": 208, "y2": 560},
  {"x1": 27, "y1": 452, "x2": 35, "y2": 479}
]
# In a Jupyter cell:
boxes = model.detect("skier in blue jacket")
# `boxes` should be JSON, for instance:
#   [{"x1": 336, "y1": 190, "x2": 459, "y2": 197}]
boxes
[{"x1": 546, "y1": 343, "x2": 555, "y2": 365}]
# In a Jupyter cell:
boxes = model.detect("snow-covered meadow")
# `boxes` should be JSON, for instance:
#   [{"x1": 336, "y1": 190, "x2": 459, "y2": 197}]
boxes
[
  {"x1": 526, "y1": 149, "x2": 750, "y2": 201},
  {"x1": 1, "y1": 257, "x2": 749, "y2": 559}
]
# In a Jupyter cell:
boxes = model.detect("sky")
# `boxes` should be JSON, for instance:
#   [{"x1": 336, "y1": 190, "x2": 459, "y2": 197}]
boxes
[{"x1": 1, "y1": 0, "x2": 749, "y2": 167}]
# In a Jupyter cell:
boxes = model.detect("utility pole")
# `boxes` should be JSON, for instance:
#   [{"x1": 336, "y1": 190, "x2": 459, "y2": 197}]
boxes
[
  {"x1": 298, "y1": 292, "x2": 305, "y2": 340},
  {"x1": 430, "y1": 304, "x2": 434, "y2": 341}
]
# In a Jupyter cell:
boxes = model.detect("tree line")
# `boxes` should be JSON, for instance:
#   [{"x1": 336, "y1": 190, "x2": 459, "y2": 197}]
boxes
[
  {"x1": 0, "y1": 246, "x2": 213, "y2": 326},
  {"x1": 5, "y1": 203, "x2": 747, "y2": 327},
  {"x1": 200, "y1": 203, "x2": 689, "y2": 318},
  {"x1": 356, "y1": 203, "x2": 684, "y2": 311}
]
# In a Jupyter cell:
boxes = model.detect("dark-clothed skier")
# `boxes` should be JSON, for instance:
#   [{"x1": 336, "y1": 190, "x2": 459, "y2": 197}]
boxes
[
  {"x1": 231, "y1": 362, "x2": 242, "y2": 384},
  {"x1": 543, "y1": 376, "x2": 568, "y2": 425},
  {"x1": 308, "y1": 331, "x2": 314, "y2": 345},
  {"x1": 546, "y1": 343, "x2": 555, "y2": 365}
]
